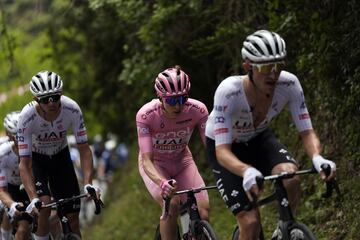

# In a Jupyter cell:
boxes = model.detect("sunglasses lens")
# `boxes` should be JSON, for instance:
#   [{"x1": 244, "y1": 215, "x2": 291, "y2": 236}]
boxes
[
  {"x1": 39, "y1": 94, "x2": 61, "y2": 104},
  {"x1": 165, "y1": 96, "x2": 187, "y2": 106},
  {"x1": 274, "y1": 63, "x2": 285, "y2": 72},
  {"x1": 255, "y1": 63, "x2": 285, "y2": 74}
]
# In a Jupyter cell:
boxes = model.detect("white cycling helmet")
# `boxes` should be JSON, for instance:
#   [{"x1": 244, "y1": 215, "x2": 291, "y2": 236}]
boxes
[
  {"x1": 241, "y1": 30, "x2": 286, "y2": 63},
  {"x1": 3, "y1": 111, "x2": 20, "y2": 135},
  {"x1": 30, "y1": 70, "x2": 63, "y2": 97}
]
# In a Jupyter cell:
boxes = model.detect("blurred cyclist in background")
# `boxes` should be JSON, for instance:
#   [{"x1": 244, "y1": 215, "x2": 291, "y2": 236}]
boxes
[{"x1": 0, "y1": 111, "x2": 32, "y2": 240}]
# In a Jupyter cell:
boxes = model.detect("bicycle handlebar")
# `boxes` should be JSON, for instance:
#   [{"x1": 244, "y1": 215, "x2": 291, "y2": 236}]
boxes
[
  {"x1": 40, "y1": 187, "x2": 105, "y2": 215},
  {"x1": 245, "y1": 164, "x2": 341, "y2": 211},
  {"x1": 160, "y1": 185, "x2": 217, "y2": 220}
]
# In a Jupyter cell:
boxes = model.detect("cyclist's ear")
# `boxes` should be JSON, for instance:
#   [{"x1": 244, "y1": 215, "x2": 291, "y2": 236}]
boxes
[{"x1": 243, "y1": 60, "x2": 252, "y2": 72}]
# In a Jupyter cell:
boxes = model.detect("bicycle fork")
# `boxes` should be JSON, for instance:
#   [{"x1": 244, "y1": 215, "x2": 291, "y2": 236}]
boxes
[
  {"x1": 57, "y1": 204, "x2": 73, "y2": 235},
  {"x1": 275, "y1": 179, "x2": 295, "y2": 240},
  {"x1": 180, "y1": 191, "x2": 201, "y2": 239}
]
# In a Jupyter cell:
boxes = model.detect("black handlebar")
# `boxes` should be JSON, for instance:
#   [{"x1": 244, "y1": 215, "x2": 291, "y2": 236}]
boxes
[
  {"x1": 247, "y1": 164, "x2": 340, "y2": 210},
  {"x1": 161, "y1": 185, "x2": 217, "y2": 219},
  {"x1": 320, "y1": 164, "x2": 341, "y2": 199},
  {"x1": 39, "y1": 188, "x2": 105, "y2": 215}
]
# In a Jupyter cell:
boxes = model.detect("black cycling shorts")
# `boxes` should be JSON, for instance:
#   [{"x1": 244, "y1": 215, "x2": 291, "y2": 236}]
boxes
[
  {"x1": 206, "y1": 129, "x2": 298, "y2": 215},
  {"x1": 32, "y1": 147, "x2": 80, "y2": 214},
  {"x1": 8, "y1": 183, "x2": 30, "y2": 206}
]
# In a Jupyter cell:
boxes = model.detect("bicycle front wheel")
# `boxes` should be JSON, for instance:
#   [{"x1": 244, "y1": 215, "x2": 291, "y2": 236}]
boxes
[
  {"x1": 287, "y1": 222, "x2": 316, "y2": 240},
  {"x1": 194, "y1": 220, "x2": 217, "y2": 240}
]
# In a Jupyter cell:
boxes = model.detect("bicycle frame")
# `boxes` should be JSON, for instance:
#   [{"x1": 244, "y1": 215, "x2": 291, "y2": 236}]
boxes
[
  {"x1": 40, "y1": 187, "x2": 104, "y2": 237},
  {"x1": 177, "y1": 186, "x2": 217, "y2": 237},
  {"x1": 249, "y1": 169, "x2": 316, "y2": 222},
  {"x1": 161, "y1": 185, "x2": 218, "y2": 239},
  {"x1": 236, "y1": 166, "x2": 338, "y2": 240}
]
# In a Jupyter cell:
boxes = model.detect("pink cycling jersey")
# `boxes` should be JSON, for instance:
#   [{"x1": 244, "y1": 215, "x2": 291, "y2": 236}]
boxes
[{"x1": 136, "y1": 98, "x2": 209, "y2": 201}]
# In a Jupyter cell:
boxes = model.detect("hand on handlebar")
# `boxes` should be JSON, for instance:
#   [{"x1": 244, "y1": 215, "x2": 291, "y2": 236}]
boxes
[
  {"x1": 8, "y1": 202, "x2": 23, "y2": 219},
  {"x1": 26, "y1": 198, "x2": 42, "y2": 215},
  {"x1": 84, "y1": 184, "x2": 101, "y2": 199},
  {"x1": 243, "y1": 167, "x2": 263, "y2": 202},
  {"x1": 312, "y1": 155, "x2": 336, "y2": 181},
  {"x1": 160, "y1": 179, "x2": 177, "y2": 198}
]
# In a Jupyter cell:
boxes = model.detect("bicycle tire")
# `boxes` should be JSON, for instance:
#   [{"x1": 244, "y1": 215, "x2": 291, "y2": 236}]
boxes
[
  {"x1": 286, "y1": 222, "x2": 316, "y2": 240},
  {"x1": 64, "y1": 233, "x2": 81, "y2": 240},
  {"x1": 154, "y1": 224, "x2": 181, "y2": 240},
  {"x1": 194, "y1": 220, "x2": 217, "y2": 240}
]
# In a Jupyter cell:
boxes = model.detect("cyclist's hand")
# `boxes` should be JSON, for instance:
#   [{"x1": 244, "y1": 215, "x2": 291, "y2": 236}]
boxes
[
  {"x1": 312, "y1": 155, "x2": 336, "y2": 181},
  {"x1": 8, "y1": 202, "x2": 22, "y2": 219},
  {"x1": 26, "y1": 198, "x2": 42, "y2": 215},
  {"x1": 84, "y1": 184, "x2": 101, "y2": 199},
  {"x1": 160, "y1": 179, "x2": 177, "y2": 198},
  {"x1": 242, "y1": 167, "x2": 263, "y2": 201}
]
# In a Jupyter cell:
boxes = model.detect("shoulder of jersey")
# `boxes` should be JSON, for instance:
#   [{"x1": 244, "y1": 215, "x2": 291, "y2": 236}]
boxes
[
  {"x1": 61, "y1": 95, "x2": 81, "y2": 114},
  {"x1": 216, "y1": 75, "x2": 243, "y2": 98},
  {"x1": 137, "y1": 99, "x2": 162, "y2": 121},
  {"x1": 0, "y1": 142, "x2": 12, "y2": 158},
  {"x1": 277, "y1": 71, "x2": 299, "y2": 88},
  {"x1": 22, "y1": 100, "x2": 37, "y2": 113},
  {"x1": 19, "y1": 104, "x2": 37, "y2": 127},
  {"x1": 185, "y1": 98, "x2": 208, "y2": 115}
]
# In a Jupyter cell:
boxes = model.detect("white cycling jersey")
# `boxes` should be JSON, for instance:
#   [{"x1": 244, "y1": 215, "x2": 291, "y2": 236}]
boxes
[
  {"x1": 0, "y1": 141, "x2": 21, "y2": 186},
  {"x1": 17, "y1": 95, "x2": 88, "y2": 157},
  {"x1": 205, "y1": 71, "x2": 313, "y2": 145},
  {"x1": 0, "y1": 136, "x2": 9, "y2": 145}
]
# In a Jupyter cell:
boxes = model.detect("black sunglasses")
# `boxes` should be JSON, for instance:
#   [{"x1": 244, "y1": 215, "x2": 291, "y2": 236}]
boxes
[{"x1": 37, "y1": 94, "x2": 61, "y2": 104}]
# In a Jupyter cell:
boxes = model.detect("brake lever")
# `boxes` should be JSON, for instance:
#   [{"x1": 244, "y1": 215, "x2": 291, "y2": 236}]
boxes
[
  {"x1": 160, "y1": 197, "x2": 171, "y2": 220},
  {"x1": 320, "y1": 164, "x2": 341, "y2": 200},
  {"x1": 86, "y1": 187, "x2": 105, "y2": 214},
  {"x1": 244, "y1": 177, "x2": 263, "y2": 211}
]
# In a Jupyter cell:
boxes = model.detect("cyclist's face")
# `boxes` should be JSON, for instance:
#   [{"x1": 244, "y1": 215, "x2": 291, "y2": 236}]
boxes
[
  {"x1": 161, "y1": 97, "x2": 185, "y2": 118},
  {"x1": 252, "y1": 63, "x2": 283, "y2": 94},
  {"x1": 36, "y1": 94, "x2": 62, "y2": 113}
]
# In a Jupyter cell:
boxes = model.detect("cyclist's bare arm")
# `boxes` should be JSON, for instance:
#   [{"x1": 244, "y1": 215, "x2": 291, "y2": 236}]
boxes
[
  {"x1": 300, "y1": 129, "x2": 336, "y2": 180},
  {"x1": 0, "y1": 186, "x2": 16, "y2": 207},
  {"x1": 19, "y1": 156, "x2": 38, "y2": 199},
  {"x1": 300, "y1": 129, "x2": 322, "y2": 158},
  {"x1": 78, "y1": 142, "x2": 93, "y2": 185},
  {"x1": 142, "y1": 152, "x2": 164, "y2": 186},
  {"x1": 215, "y1": 144, "x2": 249, "y2": 177}
]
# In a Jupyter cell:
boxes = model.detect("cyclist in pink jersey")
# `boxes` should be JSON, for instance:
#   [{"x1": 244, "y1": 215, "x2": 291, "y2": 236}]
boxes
[
  {"x1": 206, "y1": 30, "x2": 336, "y2": 240},
  {"x1": 136, "y1": 66, "x2": 210, "y2": 240}
]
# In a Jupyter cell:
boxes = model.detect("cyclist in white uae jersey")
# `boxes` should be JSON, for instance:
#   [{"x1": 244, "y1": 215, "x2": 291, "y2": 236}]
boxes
[
  {"x1": 205, "y1": 30, "x2": 336, "y2": 240},
  {"x1": 17, "y1": 70, "x2": 99, "y2": 240},
  {"x1": 0, "y1": 111, "x2": 32, "y2": 240}
]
